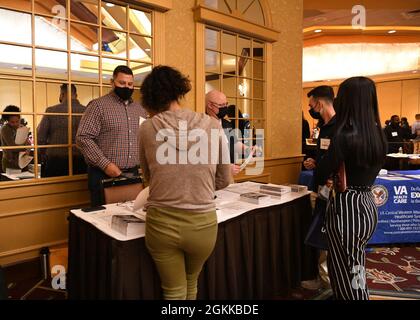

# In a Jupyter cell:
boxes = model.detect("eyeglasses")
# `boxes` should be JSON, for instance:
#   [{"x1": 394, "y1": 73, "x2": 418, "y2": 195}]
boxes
[{"x1": 210, "y1": 101, "x2": 228, "y2": 108}]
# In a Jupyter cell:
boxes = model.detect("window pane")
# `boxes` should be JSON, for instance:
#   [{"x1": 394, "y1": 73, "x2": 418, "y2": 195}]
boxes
[
  {"x1": 243, "y1": 0, "x2": 265, "y2": 25},
  {"x1": 203, "y1": 0, "x2": 231, "y2": 14},
  {"x1": 222, "y1": 32, "x2": 236, "y2": 55},
  {"x1": 130, "y1": 62, "x2": 152, "y2": 87},
  {"x1": 129, "y1": 8, "x2": 151, "y2": 36},
  {"x1": 0, "y1": 9, "x2": 32, "y2": 45},
  {"x1": 35, "y1": 15, "x2": 68, "y2": 50},
  {"x1": 226, "y1": 97, "x2": 236, "y2": 110},
  {"x1": 0, "y1": 1, "x2": 31, "y2": 12},
  {"x1": 102, "y1": 86, "x2": 113, "y2": 95},
  {"x1": 238, "y1": 36, "x2": 251, "y2": 57},
  {"x1": 35, "y1": 49, "x2": 68, "y2": 80},
  {"x1": 252, "y1": 119, "x2": 265, "y2": 130},
  {"x1": 206, "y1": 51, "x2": 220, "y2": 73},
  {"x1": 253, "y1": 80, "x2": 264, "y2": 99},
  {"x1": 70, "y1": 22, "x2": 99, "y2": 53},
  {"x1": 238, "y1": 56, "x2": 251, "y2": 78},
  {"x1": 70, "y1": 0, "x2": 99, "y2": 24},
  {"x1": 38, "y1": 147, "x2": 69, "y2": 178},
  {"x1": 71, "y1": 54, "x2": 100, "y2": 83},
  {"x1": 237, "y1": 99, "x2": 251, "y2": 118},
  {"x1": 205, "y1": 28, "x2": 219, "y2": 51},
  {"x1": 102, "y1": 29, "x2": 127, "y2": 59},
  {"x1": 101, "y1": 1, "x2": 127, "y2": 30},
  {"x1": 0, "y1": 79, "x2": 33, "y2": 114},
  {"x1": 205, "y1": 73, "x2": 220, "y2": 93},
  {"x1": 72, "y1": 146, "x2": 87, "y2": 175},
  {"x1": 222, "y1": 54, "x2": 236, "y2": 75},
  {"x1": 129, "y1": 35, "x2": 152, "y2": 63},
  {"x1": 35, "y1": 0, "x2": 67, "y2": 18},
  {"x1": 253, "y1": 40, "x2": 265, "y2": 60},
  {"x1": 238, "y1": 79, "x2": 251, "y2": 98},
  {"x1": 0, "y1": 44, "x2": 32, "y2": 77},
  {"x1": 253, "y1": 60, "x2": 264, "y2": 79},
  {"x1": 222, "y1": 75, "x2": 236, "y2": 98},
  {"x1": 101, "y1": 57, "x2": 127, "y2": 82},
  {"x1": 0, "y1": 144, "x2": 35, "y2": 180},
  {"x1": 35, "y1": 82, "x2": 63, "y2": 113},
  {"x1": 75, "y1": 85, "x2": 100, "y2": 107},
  {"x1": 36, "y1": 114, "x2": 70, "y2": 146},
  {"x1": 253, "y1": 100, "x2": 265, "y2": 119}
]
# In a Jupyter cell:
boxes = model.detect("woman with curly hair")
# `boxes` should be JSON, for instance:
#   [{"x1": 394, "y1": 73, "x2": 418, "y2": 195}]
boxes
[{"x1": 138, "y1": 65, "x2": 232, "y2": 300}]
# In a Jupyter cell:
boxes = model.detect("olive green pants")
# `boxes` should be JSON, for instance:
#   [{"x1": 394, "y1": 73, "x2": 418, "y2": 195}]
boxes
[{"x1": 145, "y1": 207, "x2": 218, "y2": 300}]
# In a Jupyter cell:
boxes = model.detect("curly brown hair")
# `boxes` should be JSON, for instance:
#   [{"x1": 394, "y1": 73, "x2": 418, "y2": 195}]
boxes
[{"x1": 140, "y1": 65, "x2": 191, "y2": 113}]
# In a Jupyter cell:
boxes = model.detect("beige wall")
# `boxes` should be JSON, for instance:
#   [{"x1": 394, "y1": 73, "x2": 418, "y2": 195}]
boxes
[
  {"x1": 164, "y1": 0, "x2": 197, "y2": 111},
  {"x1": 303, "y1": 77, "x2": 420, "y2": 132},
  {"x1": 269, "y1": 0, "x2": 303, "y2": 158},
  {"x1": 0, "y1": 0, "x2": 304, "y2": 266}
]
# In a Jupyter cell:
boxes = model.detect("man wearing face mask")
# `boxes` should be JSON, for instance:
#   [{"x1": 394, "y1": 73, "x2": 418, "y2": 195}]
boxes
[
  {"x1": 301, "y1": 85, "x2": 335, "y2": 291},
  {"x1": 77, "y1": 66, "x2": 147, "y2": 206},
  {"x1": 205, "y1": 90, "x2": 254, "y2": 176},
  {"x1": 384, "y1": 115, "x2": 405, "y2": 154}
]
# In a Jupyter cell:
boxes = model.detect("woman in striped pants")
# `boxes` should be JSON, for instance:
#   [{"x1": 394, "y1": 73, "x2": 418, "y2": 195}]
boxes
[{"x1": 315, "y1": 77, "x2": 387, "y2": 300}]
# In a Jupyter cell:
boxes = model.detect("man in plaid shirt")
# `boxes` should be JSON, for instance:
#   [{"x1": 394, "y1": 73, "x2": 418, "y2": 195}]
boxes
[{"x1": 76, "y1": 66, "x2": 147, "y2": 206}]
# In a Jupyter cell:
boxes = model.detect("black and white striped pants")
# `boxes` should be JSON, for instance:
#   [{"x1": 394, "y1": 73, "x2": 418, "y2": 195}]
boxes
[{"x1": 326, "y1": 189, "x2": 378, "y2": 300}]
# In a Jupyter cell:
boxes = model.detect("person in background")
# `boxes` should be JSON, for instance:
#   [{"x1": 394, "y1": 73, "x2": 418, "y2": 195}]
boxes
[
  {"x1": 383, "y1": 115, "x2": 404, "y2": 153},
  {"x1": 138, "y1": 65, "x2": 232, "y2": 300},
  {"x1": 302, "y1": 112, "x2": 310, "y2": 158},
  {"x1": 205, "y1": 90, "x2": 255, "y2": 176},
  {"x1": 315, "y1": 76, "x2": 387, "y2": 300},
  {"x1": 400, "y1": 117, "x2": 412, "y2": 140},
  {"x1": 0, "y1": 105, "x2": 30, "y2": 172},
  {"x1": 77, "y1": 65, "x2": 147, "y2": 206},
  {"x1": 384, "y1": 120, "x2": 390, "y2": 128},
  {"x1": 302, "y1": 85, "x2": 335, "y2": 291},
  {"x1": 412, "y1": 114, "x2": 420, "y2": 139},
  {"x1": 37, "y1": 84, "x2": 87, "y2": 177}
]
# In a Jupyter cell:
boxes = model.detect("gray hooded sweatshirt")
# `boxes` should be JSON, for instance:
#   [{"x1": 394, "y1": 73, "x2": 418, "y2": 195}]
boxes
[{"x1": 138, "y1": 108, "x2": 233, "y2": 212}]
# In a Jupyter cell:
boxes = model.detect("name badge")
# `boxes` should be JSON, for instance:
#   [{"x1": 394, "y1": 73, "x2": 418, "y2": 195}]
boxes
[
  {"x1": 320, "y1": 138, "x2": 331, "y2": 150},
  {"x1": 392, "y1": 132, "x2": 398, "y2": 137},
  {"x1": 139, "y1": 117, "x2": 146, "y2": 126}
]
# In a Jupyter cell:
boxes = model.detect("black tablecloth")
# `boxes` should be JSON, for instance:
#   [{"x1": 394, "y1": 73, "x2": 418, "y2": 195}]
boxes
[{"x1": 68, "y1": 195, "x2": 318, "y2": 299}]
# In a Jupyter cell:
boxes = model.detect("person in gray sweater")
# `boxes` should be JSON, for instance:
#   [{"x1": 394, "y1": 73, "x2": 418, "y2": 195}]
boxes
[{"x1": 138, "y1": 65, "x2": 232, "y2": 300}]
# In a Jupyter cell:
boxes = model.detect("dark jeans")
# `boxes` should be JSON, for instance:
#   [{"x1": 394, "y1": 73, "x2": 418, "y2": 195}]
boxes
[{"x1": 87, "y1": 166, "x2": 140, "y2": 206}]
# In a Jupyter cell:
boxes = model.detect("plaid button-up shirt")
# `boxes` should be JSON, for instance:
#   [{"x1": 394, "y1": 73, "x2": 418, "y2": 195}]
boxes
[{"x1": 76, "y1": 92, "x2": 147, "y2": 171}]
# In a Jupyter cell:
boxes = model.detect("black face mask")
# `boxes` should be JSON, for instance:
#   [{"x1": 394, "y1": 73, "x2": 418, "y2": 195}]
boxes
[
  {"x1": 114, "y1": 86, "x2": 134, "y2": 101},
  {"x1": 309, "y1": 108, "x2": 322, "y2": 120},
  {"x1": 217, "y1": 107, "x2": 229, "y2": 119}
]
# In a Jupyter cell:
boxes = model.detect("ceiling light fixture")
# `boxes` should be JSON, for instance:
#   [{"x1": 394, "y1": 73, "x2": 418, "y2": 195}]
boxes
[
  {"x1": 106, "y1": 3, "x2": 115, "y2": 7},
  {"x1": 388, "y1": 30, "x2": 397, "y2": 34},
  {"x1": 314, "y1": 29, "x2": 322, "y2": 33}
]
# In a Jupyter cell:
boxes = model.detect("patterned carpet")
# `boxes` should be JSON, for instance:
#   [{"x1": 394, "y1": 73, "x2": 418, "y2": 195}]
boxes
[{"x1": 366, "y1": 245, "x2": 420, "y2": 299}]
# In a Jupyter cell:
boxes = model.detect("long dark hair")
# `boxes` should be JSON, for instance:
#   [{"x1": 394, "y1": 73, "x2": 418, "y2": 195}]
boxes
[{"x1": 334, "y1": 77, "x2": 387, "y2": 167}]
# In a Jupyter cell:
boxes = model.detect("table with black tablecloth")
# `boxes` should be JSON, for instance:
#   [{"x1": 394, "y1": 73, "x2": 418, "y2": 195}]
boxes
[{"x1": 67, "y1": 194, "x2": 318, "y2": 300}]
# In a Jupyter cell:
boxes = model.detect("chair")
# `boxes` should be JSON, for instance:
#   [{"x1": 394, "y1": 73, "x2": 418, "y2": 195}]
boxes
[{"x1": 101, "y1": 176, "x2": 144, "y2": 204}]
